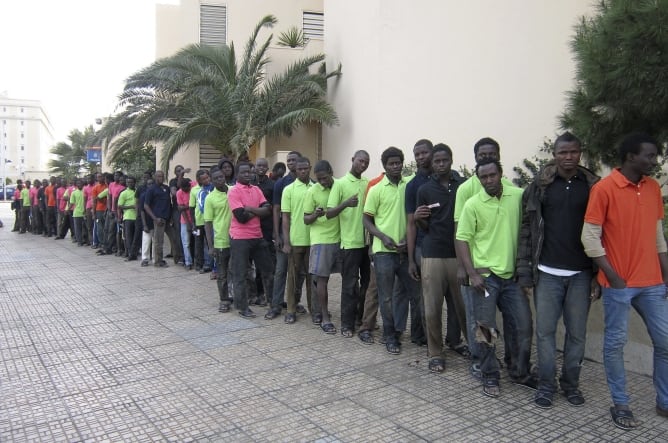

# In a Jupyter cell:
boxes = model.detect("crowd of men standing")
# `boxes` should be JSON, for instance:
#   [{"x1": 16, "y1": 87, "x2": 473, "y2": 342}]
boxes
[{"x1": 5, "y1": 132, "x2": 668, "y2": 431}]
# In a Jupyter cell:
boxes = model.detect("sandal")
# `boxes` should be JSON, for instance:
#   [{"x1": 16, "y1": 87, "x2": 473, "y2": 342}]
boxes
[
  {"x1": 386, "y1": 342, "x2": 401, "y2": 355},
  {"x1": 320, "y1": 323, "x2": 337, "y2": 335},
  {"x1": 358, "y1": 330, "x2": 374, "y2": 345},
  {"x1": 482, "y1": 378, "x2": 500, "y2": 398},
  {"x1": 340, "y1": 328, "x2": 353, "y2": 338},
  {"x1": 264, "y1": 309, "x2": 280, "y2": 320},
  {"x1": 312, "y1": 313, "x2": 323, "y2": 325},
  {"x1": 450, "y1": 343, "x2": 471, "y2": 358},
  {"x1": 284, "y1": 313, "x2": 296, "y2": 324},
  {"x1": 610, "y1": 406, "x2": 639, "y2": 431},
  {"x1": 428, "y1": 358, "x2": 445, "y2": 373}
]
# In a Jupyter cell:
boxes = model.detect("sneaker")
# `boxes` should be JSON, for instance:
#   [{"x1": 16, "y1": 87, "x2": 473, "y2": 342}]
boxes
[
  {"x1": 511, "y1": 375, "x2": 538, "y2": 391},
  {"x1": 534, "y1": 391, "x2": 554, "y2": 409},
  {"x1": 563, "y1": 389, "x2": 585, "y2": 407},
  {"x1": 238, "y1": 308, "x2": 256, "y2": 318}
]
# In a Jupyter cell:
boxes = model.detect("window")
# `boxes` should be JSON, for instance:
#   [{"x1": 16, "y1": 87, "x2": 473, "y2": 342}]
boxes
[
  {"x1": 20, "y1": 145, "x2": 24, "y2": 151},
  {"x1": 20, "y1": 132, "x2": 24, "y2": 138},
  {"x1": 20, "y1": 158, "x2": 24, "y2": 164},
  {"x1": 200, "y1": 3, "x2": 226, "y2": 46},
  {"x1": 20, "y1": 107, "x2": 24, "y2": 113},
  {"x1": 303, "y1": 11, "x2": 324, "y2": 40},
  {"x1": 20, "y1": 121, "x2": 24, "y2": 126}
]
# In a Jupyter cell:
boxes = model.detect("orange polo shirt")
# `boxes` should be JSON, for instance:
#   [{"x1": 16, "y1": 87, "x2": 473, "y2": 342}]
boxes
[
  {"x1": 584, "y1": 168, "x2": 664, "y2": 288},
  {"x1": 92, "y1": 183, "x2": 108, "y2": 212},
  {"x1": 45, "y1": 185, "x2": 56, "y2": 207}
]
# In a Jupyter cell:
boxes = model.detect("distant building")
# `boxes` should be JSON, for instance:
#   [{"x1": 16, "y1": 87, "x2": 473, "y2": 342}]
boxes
[{"x1": 0, "y1": 93, "x2": 55, "y2": 183}]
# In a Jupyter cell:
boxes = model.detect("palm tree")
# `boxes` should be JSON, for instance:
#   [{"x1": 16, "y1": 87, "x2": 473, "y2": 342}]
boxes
[
  {"x1": 99, "y1": 15, "x2": 341, "y2": 170},
  {"x1": 48, "y1": 126, "x2": 97, "y2": 179}
]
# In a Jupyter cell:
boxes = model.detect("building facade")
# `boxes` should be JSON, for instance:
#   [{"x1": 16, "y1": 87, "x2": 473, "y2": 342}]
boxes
[
  {"x1": 0, "y1": 94, "x2": 55, "y2": 184},
  {"x1": 155, "y1": 0, "x2": 325, "y2": 173}
]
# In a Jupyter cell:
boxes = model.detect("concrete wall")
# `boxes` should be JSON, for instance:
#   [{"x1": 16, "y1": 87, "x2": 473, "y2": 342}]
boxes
[{"x1": 322, "y1": 0, "x2": 655, "y2": 375}]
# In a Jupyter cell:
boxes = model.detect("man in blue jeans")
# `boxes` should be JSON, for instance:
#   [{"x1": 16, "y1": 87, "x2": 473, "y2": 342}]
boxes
[
  {"x1": 363, "y1": 147, "x2": 415, "y2": 355},
  {"x1": 517, "y1": 132, "x2": 600, "y2": 409},
  {"x1": 455, "y1": 159, "x2": 533, "y2": 398},
  {"x1": 582, "y1": 132, "x2": 668, "y2": 430}
]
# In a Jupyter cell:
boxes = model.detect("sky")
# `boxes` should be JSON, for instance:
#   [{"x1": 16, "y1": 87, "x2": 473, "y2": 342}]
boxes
[{"x1": 0, "y1": 0, "x2": 177, "y2": 143}]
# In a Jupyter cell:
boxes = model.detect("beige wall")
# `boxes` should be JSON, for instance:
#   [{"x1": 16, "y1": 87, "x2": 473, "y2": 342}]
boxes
[
  {"x1": 322, "y1": 0, "x2": 656, "y2": 375},
  {"x1": 155, "y1": 0, "x2": 325, "y2": 179}
]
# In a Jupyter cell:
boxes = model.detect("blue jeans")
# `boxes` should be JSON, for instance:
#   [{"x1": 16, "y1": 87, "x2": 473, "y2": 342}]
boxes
[
  {"x1": 602, "y1": 284, "x2": 668, "y2": 408},
  {"x1": 473, "y1": 274, "x2": 533, "y2": 380},
  {"x1": 462, "y1": 285, "x2": 481, "y2": 362},
  {"x1": 180, "y1": 223, "x2": 193, "y2": 266},
  {"x1": 535, "y1": 270, "x2": 592, "y2": 393},
  {"x1": 374, "y1": 253, "x2": 411, "y2": 345}
]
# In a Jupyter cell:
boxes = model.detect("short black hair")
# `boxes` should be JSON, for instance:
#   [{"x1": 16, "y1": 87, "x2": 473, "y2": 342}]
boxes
[
  {"x1": 473, "y1": 137, "x2": 500, "y2": 155},
  {"x1": 314, "y1": 160, "x2": 333, "y2": 174},
  {"x1": 287, "y1": 150, "x2": 302, "y2": 157},
  {"x1": 237, "y1": 162, "x2": 252, "y2": 171},
  {"x1": 381, "y1": 147, "x2": 404, "y2": 166},
  {"x1": 475, "y1": 158, "x2": 503, "y2": 176},
  {"x1": 296, "y1": 156, "x2": 311, "y2": 166},
  {"x1": 619, "y1": 132, "x2": 661, "y2": 164},
  {"x1": 353, "y1": 150, "x2": 370, "y2": 159},
  {"x1": 554, "y1": 131, "x2": 582, "y2": 150},
  {"x1": 433, "y1": 143, "x2": 453, "y2": 158},
  {"x1": 272, "y1": 162, "x2": 286, "y2": 173},
  {"x1": 414, "y1": 139, "x2": 433, "y2": 151}
]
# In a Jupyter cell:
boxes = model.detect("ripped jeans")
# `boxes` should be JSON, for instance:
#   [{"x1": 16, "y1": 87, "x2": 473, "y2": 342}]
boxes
[{"x1": 473, "y1": 273, "x2": 533, "y2": 381}]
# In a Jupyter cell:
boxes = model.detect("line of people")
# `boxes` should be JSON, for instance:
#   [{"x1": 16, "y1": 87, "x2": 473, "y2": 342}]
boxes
[{"x1": 8, "y1": 132, "x2": 668, "y2": 431}]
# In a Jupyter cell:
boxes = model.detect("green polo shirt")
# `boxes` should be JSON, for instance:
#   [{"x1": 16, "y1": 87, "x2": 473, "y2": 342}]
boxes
[
  {"x1": 70, "y1": 189, "x2": 85, "y2": 217},
  {"x1": 118, "y1": 188, "x2": 137, "y2": 221},
  {"x1": 304, "y1": 180, "x2": 339, "y2": 245},
  {"x1": 455, "y1": 185, "x2": 523, "y2": 279},
  {"x1": 363, "y1": 175, "x2": 409, "y2": 254},
  {"x1": 21, "y1": 188, "x2": 30, "y2": 206},
  {"x1": 282, "y1": 179, "x2": 312, "y2": 246},
  {"x1": 454, "y1": 175, "x2": 515, "y2": 222},
  {"x1": 327, "y1": 172, "x2": 369, "y2": 249},
  {"x1": 203, "y1": 188, "x2": 232, "y2": 249},
  {"x1": 189, "y1": 185, "x2": 203, "y2": 226}
]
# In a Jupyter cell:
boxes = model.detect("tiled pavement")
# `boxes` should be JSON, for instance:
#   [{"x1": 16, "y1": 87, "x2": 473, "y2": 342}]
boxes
[{"x1": 0, "y1": 203, "x2": 667, "y2": 442}]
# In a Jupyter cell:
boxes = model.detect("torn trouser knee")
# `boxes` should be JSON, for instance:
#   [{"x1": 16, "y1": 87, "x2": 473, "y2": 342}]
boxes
[{"x1": 475, "y1": 321, "x2": 498, "y2": 345}]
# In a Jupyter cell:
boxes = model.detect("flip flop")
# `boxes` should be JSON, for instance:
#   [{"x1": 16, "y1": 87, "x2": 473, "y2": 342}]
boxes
[
  {"x1": 610, "y1": 407, "x2": 639, "y2": 431},
  {"x1": 320, "y1": 323, "x2": 337, "y2": 335}
]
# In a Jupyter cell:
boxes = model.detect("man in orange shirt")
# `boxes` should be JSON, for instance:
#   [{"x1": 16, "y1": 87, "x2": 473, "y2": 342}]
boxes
[
  {"x1": 582, "y1": 132, "x2": 668, "y2": 430},
  {"x1": 44, "y1": 176, "x2": 57, "y2": 237}
]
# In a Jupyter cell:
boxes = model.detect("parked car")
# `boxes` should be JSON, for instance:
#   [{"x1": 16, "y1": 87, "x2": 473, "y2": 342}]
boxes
[{"x1": 0, "y1": 185, "x2": 17, "y2": 200}]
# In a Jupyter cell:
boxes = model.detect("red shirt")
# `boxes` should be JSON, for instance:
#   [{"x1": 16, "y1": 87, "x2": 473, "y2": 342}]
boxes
[
  {"x1": 228, "y1": 184, "x2": 266, "y2": 239},
  {"x1": 45, "y1": 185, "x2": 56, "y2": 207},
  {"x1": 92, "y1": 183, "x2": 108, "y2": 212}
]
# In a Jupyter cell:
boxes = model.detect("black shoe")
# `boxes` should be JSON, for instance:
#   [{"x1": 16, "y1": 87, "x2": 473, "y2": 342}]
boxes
[
  {"x1": 563, "y1": 389, "x2": 585, "y2": 407},
  {"x1": 218, "y1": 302, "x2": 231, "y2": 313},
  {"x1": 264, "y1": 309, "x2": 281, "y2": 320},
  {"x1": 239, "y1": 308, "x2": 256, "y2": 318},
  {"x1": 296, "y1": 304, "x2": 307, "y2": 315},
  {"x1": 155, "y1": 260, "x2": 168, "y2": 268},
  {"x1": 200, "y1": 267, "x2": 212, "y2": 274},
  {"x1": 534, "y1": 390, "x2": 554, "y2": 409},
  {"x1": 165, "y1": 253, "x2": 173, "y2": 258},
  {"x1": 312, "y1": 313, "x2": 323, "y2": 325}
]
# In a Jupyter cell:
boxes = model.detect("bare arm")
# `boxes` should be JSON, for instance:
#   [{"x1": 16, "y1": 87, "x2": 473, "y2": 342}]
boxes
[{"x1": 454, "y1": 239, "x2": 485, "y2": 292}]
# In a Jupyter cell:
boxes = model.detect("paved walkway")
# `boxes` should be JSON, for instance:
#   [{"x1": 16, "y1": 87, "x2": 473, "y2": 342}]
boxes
[{"x1": 0, "y1": 203, "x2": 666, "y2": 442}]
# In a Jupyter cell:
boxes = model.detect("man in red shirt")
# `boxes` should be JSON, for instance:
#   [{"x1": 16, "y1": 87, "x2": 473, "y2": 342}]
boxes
[
  {"x1": 91, "y1": 173, "x2": 108, "y2": 249},
  {"x1": 44, "y1": 176, "x2": 57, "y2": 237}
]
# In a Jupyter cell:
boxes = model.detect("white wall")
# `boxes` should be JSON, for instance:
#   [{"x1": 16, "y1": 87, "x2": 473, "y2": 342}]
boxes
[{"x1": 322, "y1": 0, "x2": 594, "y2": 176}]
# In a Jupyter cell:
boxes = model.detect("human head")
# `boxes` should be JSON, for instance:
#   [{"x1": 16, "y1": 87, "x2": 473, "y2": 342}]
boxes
[
  {"x1": 174, "y1": 164, "x2": 184, "y2": 176},
  {"x1": 272, "y1": 162, "x2": 286, "y2": 179},
  {"x1": 381, "y1": 147, "x2": 404, "y2": 180},
  {"x1": 350, "y1": 150, "x2": 370, "y2": 177},
  {"x1": 236, "y1": 162, "x2": 253, "y2": 185},
  {"x1": 126, "y1": 176, "x2": 136, "y2": 190},
  {"x1": 295, "y1": 156, "x2": 311, "y2": 183},
  {"x1": 211, "y1": 168, "x2": 227, "y2": 191},
  {"x1": 42, "y1": 179, "x2": 48, "y2": 186},
  {"x1": 104, "y1": 173, "x2": 114, "y2": 185},
  {"x1": 553, "y1": 131, "x2": 582, "y2": 176},
  {"x1": 619, "y1": 132, "x2": 661, "y2": 176},
  {"x1": 314, "y1": 160, "x2": 334, "y2": 189},
  {"x1": 286, "y1": 151, "x2": 302, "y2": 173},
  {"x1": 87, "y1": 174, "x2": 95, "y2": 185},
  {"x1": 196, "y1": 169, "x2": 210, "y2": 187},
  {"x1": 475, "y1": 158, "x2": 503, "y2": 197},
  {"x1": 114, "y1": 170, "x2": 122, "y2": 182},
  {"x1": 473, "y1": 137, "x2": 501, "y2": 163},
  {"x1": 154, "y1": 170, "x2": 165, "y2": 185},
  {"x1": 217, "y1": 158, "x2": 235, "y2": 181},
  {"x1": 413, "y1": 139, "x2": 433, "y2": 169},
  {"x1": 75, "y1": 178, "x2": 84, "y2": 189},
  {"x1": 431, "y1": 143, "x2": 453, "y2": 176},
  {"x1": 50, "y1": 176, "x2": 57, "y2": 185},
  {"x1": 255, "y1": 158, "x2": 269, "y2": 177}
]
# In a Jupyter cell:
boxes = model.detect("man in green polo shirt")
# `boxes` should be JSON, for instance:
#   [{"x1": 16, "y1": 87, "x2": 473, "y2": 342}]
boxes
[
  {"x1": 363, "y1": 146, "x2": 416, "y2": 355},
  {"x1": 327, "y1": 150, "x2": 370, "y2": 337},
  {"x1": 304, "y1": 160, "x2": 340, "y2": 334},
  {"x1": 70, "y1": 179, "x2": 85, "y2": 245},
  {"x1": 204, "y1": 168, "x2": 233, "y2": 313},
  {"x1": 281, "y1": 157, "x2": 315, "y2": 324},
  {"x1": 455, "y1": 158, "x2": 533, "y2": 398},
  {"x1": 118, "y1": 177, "x2": 138, "y2": 260}
]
